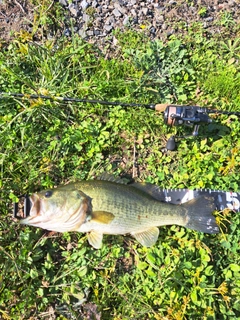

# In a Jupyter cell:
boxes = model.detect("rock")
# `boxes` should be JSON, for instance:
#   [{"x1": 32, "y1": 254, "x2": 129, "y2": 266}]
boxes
[
  {"x1": 92, "y1": 0, "x2": 98, "y2": 8},
  {"x1": 143, "y1": 8, "x2": 149, "y2": 15},
  {"x1": 86, "y1": 30, "x2": 94, "y2": 36},
  {"x1": 228, "y1": 0, "x2": 236, "y2": 7},
  {"x1": 132, "y1": 17, "x2": 138, "y2": 25},
  {"x1": 162, "y1": 23, "x2": 167, "y2": 30},
  {"x1": 79, "y1": 29, "x2": 87, "y2": 38},
  {"x1": 94, "y1": 30, "x2": 101, "y2": 36},
  {"x1": 112, "y1": 8, "x2": 122, "y2": 17},
  {"x1": 166, "y1": 30, "x2": 174, "y2": 37},
  {"x1": 130, "y1": 9, "x2": 137, "y2": 16},
  {"x1": 104, "y1": 24, "x2": 113, "y2": 32},
  {"x1": 81, "y1": 0, "x2": 89, "y2": 10},
  {"x1": 157, "y1": 15, "x2": 164, "y2": 22},
  {"x1": 114, "y1": 3, "x2": 127, "y2": 15},
  {"x1": 64, "y1": 28, "x2": 71, "y2": 37},
  {"x1": 83, "y1": 13, "x2": 90, "y2": 22},
  {"x1": 59, "y1": 0, "x2": 68, "y2": 6},
  {"x1": 150, "y1": 26, "x2": 156, "y2": 34},
  {"x1": 205, "y1": 17, "x2": 214, "y2": 22},
  {"x1": 69, "y1": 4, "x2": 78, "y2": 17},
  {"x1": 96, "y1": 5, "x2": 102, "y2": 13},
  {"x1": 94, "y1": 17, "x2": 103, "y2": 27},
  {"x1": 123, "y1": 16, "x2": 130, "y2": 26},
  {"x1": 105, "y1": 16, "x2": 115, "y2": 25}
]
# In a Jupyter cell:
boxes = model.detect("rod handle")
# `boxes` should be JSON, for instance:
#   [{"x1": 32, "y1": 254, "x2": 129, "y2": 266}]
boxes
[{"x1": 155, "y1": 104, "x2": 177, "y2": 112}]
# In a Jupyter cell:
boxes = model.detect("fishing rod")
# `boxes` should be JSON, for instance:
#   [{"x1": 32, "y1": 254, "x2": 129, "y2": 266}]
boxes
[
  {"x1": 1, "y1": 91, "x2": 240, "y2": 150},
  {"x1": 0, "y1": 91, "x2": 156, "y2": 109}
]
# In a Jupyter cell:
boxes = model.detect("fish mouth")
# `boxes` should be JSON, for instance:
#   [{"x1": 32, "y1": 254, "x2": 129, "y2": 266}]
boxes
[
  {"x1": 13, "y1": 194, "x2": 32, "y2": 220},
  {"x1": 20, "y1": 194, "x2": 42, "y2": 225}
]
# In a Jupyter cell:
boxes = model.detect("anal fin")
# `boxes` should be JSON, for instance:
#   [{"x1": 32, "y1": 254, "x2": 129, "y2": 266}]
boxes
[
  {"x1": 131, "y1": 227, "x2": 159, "y2": 247},
  {"x1": 87, "y1": 231, "x2": 103, "y2": 249}
]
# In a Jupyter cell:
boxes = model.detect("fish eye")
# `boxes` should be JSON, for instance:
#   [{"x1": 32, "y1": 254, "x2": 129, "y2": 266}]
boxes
[{"x1": 45, "y1": 190, "x2": 53, "y2": 198}]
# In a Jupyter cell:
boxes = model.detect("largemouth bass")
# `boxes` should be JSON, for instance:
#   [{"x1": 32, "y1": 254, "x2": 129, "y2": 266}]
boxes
[{"x1": 20, "y1": 179, "x2": 219, "y2": 248}]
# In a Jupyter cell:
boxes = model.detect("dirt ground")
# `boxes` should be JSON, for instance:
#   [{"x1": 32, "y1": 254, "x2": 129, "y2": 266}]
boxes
[{"x1": 0, "y1": 0, "x2": 34, "y2": 42}]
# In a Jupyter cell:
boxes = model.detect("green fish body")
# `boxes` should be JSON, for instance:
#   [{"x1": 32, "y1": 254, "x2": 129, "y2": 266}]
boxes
[{"x1": 20, "y1": 178, "x2": 219, "y2": 248}]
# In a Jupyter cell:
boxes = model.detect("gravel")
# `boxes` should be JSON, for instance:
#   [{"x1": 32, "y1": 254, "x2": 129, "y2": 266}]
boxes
[
  {"x1": 0, "y1": 0, "x2": 239, "y2": 46},
  {"x1": 57, "y1": 0, "x2": 239, "y2": 43}
]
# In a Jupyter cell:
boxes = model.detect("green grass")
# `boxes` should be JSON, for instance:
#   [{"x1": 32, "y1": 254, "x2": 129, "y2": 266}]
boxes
[{"x1": 0, "y1": 12, "x2": 240, "y2": 320}]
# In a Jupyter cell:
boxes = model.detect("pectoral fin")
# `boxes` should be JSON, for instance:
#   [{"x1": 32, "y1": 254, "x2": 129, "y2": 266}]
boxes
[
  {"x1": 91, "y1": 211, "x2": 114, "y2": 224},
  {"x1": 87, "y1": 230, "x2": 103, "y2": 249},
  {"x1": 131, "y1": 227, "x2": 159, "y2": 247}
]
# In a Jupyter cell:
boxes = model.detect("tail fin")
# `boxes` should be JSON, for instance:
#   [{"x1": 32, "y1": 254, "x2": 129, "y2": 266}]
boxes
[{"x1": 184, "y1": 196, "x2": 219, "y2": 234}]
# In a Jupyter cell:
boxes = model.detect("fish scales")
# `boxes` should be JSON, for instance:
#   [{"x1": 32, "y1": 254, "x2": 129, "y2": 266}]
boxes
[{"x1": 74, "y1": 181, "x2": 188, "y2": 232}]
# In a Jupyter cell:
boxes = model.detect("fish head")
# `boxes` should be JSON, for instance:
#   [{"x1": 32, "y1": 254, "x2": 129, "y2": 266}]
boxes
[{"x1": 20, "y1": 184, "x2": 92, "y2": 233}]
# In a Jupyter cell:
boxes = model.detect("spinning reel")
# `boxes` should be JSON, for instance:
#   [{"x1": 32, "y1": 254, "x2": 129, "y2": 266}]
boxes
[
  {"x1": 162, "y1": 105, "x2": 213, "y2": 150},
  {"x1": 160, "y1": 104, "x2": 240, "y2": 150}
]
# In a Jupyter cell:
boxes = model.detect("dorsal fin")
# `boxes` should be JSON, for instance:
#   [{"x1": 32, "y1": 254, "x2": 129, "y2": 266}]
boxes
[
  {"x1": 130, "y1": 182, "x2": 165, "y2": 201},
  {"x1": 96, "y1": 173, "x2": 130, "y2": 185}
]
